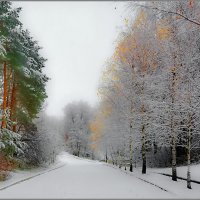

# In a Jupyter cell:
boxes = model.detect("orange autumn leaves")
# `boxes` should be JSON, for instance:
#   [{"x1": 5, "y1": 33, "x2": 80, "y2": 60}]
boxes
[
  {"x1": 89, "y1": 8, "x2": 175, "y2": 150},
  {"x1": 89, "y1": 104, "x2": 112, "y2": 150},
  {"x1": 157, "y1": 24, "x2": 171, "y2": 40},
  {"x1": 114, "y1": 35, "x2": 137, "y2": 65},
  {"x1": 134, "y1": 10, "x2": 146, "y2": 27},
  {"x1": 89, "y1": 113, "x2": 104, "y2": 150},
  {"x1": 114, "y1": 12, "x2": 147, "y2": 65},
  {"x1": 114, "y1": 10, "x2": 167, "y2": 71}
]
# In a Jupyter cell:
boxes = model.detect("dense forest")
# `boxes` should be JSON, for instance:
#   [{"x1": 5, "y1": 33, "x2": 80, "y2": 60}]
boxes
[
  {"x1": 0, "y1": 1, "x2": 55, "y2": 180},
  {"x1": 64, "y1": 1, "x2": 200, "y2": 190}
]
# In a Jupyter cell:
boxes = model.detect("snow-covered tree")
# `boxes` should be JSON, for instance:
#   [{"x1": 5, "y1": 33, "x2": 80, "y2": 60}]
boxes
[{"x1": 64, "y1": 101, "x2": 94, "y2": 158}]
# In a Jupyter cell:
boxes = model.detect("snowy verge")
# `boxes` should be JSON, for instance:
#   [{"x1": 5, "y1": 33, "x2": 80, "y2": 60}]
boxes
[
  {"x1": 104, "y1": 163, "x2": 200, "y2": 199},
  {"x1": 0, "y1": 155, "x2": 65, "y2": 190},
  {"x1": 150, "y1": 163, "x2": 200, "y2": 182}
]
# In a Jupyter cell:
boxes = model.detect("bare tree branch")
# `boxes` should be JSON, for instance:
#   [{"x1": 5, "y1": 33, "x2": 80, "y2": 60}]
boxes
[{"x1": 136, "y1": 4, "x2": 200, "y2": 26}]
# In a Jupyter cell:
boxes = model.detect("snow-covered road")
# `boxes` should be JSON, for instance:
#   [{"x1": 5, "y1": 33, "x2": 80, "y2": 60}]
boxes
[
  {"x1": 0, "y1": 152, "x2": 172, "y2": 199},
  {"x1": 0, "y1": 152, "x2": 199, "y2": 199}
]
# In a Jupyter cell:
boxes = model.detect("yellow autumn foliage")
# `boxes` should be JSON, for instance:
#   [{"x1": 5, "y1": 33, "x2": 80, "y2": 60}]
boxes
[
  {"x1": 89, "y1": 114, "x2": 104, "y2": 140},
  {"x1": 89, "y1": 112, "x2": 105, "y2": 150},
  {"x1": 101, "y1": 64, "x2": 120, "y2": 84},
  {"x1": 89, "y1": 100, "x2": 113, "y2": 146},
  {"x1": 114, "y1": 35, "x2": 137, "y2": 65},
  {"x1": 102, "y1": 103, "x2": 112, "y2": 118},
  {"x1": 133, "y1": 10, "x2": 146, "y2": 28},
  {"x1": 90, "y1": 143, "x2": 97, "y2": 150},
  {"x1": 157, "y1": 24, "x2": 171, "y2": 40}
]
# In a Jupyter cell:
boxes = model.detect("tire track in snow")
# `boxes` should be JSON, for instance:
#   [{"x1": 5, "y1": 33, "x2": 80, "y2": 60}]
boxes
[
  {"x1": 0, "y1": 164, "x2": 66, "y2": 191},
  {"x1": 104, "y1": 163, "x2": 174, "y2": 195}
]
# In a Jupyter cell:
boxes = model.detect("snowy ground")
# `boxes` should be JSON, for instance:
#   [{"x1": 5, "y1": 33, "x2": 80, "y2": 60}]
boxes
[{"x1": 0, "y1": 152, "x2": 199, "y2": 199}]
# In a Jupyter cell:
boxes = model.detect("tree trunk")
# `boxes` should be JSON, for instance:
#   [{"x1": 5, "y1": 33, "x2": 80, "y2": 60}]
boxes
[
  {"x1": 187, "y1": 149, "x2": 191, "y2": 189},
  {"x1": 142, "y1": 124, "x2": 146, "y2": 174},
  {"x1": 129, "y1": 135, "x2": 133, "y2": 172},
  {"x1": 130, "y1": 162, "x2": 133, "y2": 172},
  {"x1": 142, "y1": 146, "x2": 146, "y2": 174},
  {"x1": 10, "y1": 76, "x2": 17, "y2": 132},
  {"x1": 171, "y1": 70, "x2": 177, "y2": 181},
  {"x1": 129, "y1": 107, "x2": 134, "y2": 172},
  {"x1": 105, "y1": 154, "x2": 108, "y2": 163},
  {"x1": 187, "y1": 117, "x2": 192, "y2": 189},
  {"x1": 142, "y1": 155, "x2": 146, "y2": 174},
  {"x1": 1, "y1": 61, "x2": 7, "y2": 129},
  {"x1": 118, "y1": 150, "x2": 121, "y2": 168},
  {"x1": 171, "y1": 137, "x2": 177, "y2": 181},
  {"x1": 6, "y1": 69, "x2": 12, "y2": 108}
]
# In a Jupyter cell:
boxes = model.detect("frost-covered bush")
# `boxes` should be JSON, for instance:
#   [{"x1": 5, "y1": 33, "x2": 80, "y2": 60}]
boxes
[
  {"x1": 0, "y1": 128, "x2": 26, "y2": 157},
  {"x1": 0, "y1": 109, "x2": 27, "y2": 158},
  {"x1": 19, "y1": 123, "x2": 43, "y2": 166}
]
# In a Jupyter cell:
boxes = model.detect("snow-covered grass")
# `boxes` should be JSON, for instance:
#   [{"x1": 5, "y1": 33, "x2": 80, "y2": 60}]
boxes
[
  {"x1": 0, "y1": 152, "x2": 199, "y2": 199},
  {"x1": 112, "y1": 164, "x2": 200, "y2": 199},
  {"x1": 0, "y1": 159, "x2": 64, "y2": 191},
  {"x1": 150, "y1": 163, "x2": 200, "y2": 181}
]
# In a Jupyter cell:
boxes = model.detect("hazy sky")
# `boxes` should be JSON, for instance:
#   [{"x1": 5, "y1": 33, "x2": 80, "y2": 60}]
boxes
[{"x1": 13, "y1": 1, "x2": 128, "y2": 117}]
